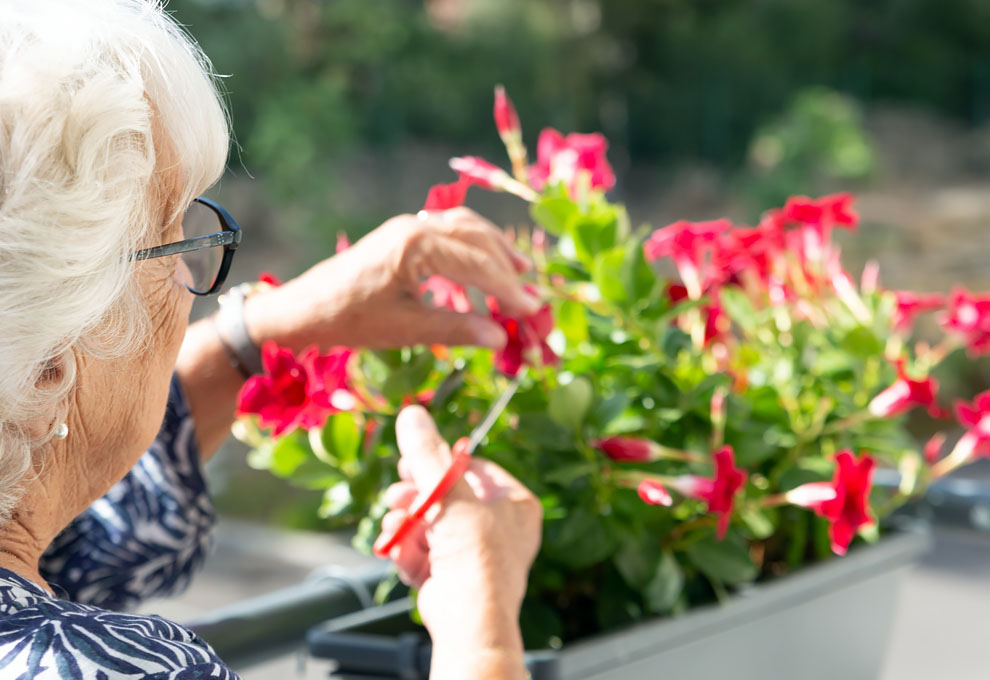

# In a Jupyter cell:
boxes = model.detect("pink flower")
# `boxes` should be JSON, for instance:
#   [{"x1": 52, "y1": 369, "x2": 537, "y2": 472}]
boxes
[
  {"x1": 449, "y1": 156, "x2": 537, "y2": 201},
  {"x1": 924, "y1": 432, "x2": 946, "y2": 464},
  {"x1": 527, "y1": 128, "x2": 616, "y2": 198},
  {"x1": 645, "y1": 220, "x2": 732, "y2": 299},
  {"x1": 493, "y1": 84, "x2": 521, "y2": 139},
  {"x1": 781, "y1": 193, "x2": 858, "y2": 230},
  {"x1": 667, "y1": 445, "x2": 747, "y2": 539},
  {"x1": 488, "y1": 293, "x2": 558, "y2": 376},
  {"x1": 892, "y1": 291, "x2": 943, "y2": 331},
  {"x1": 868, "y1": 359, "x2": 947, "y2": 419},
  {"x1": 421, "y1": 275, "x2": 472, "y2": 314},
  {"x1": 940, "y1": 288, "x2": 990, "y2": 356},
  {"x1": 423, "y1": 176, "x2": 471, "y2": 211},
  {"x1": 335, "y1": 232, "x2": 351, "y2": 253},
  {"x1": 950, "y1": 391, "x2": 990, "y2": 461},
  {"x1": 237, "y1": 342, "x2": 356, "y2": 437},
  {"x1": 815, "y1": 450, "x2": 875, "y2": 556},
  {"x1": 637, "y1": 479, "x2": 673, "y2": 507},
  {"x1": 666, "y1": 284, "x2": 729, "y2": 345},
  {"x1": 593, "y1": 436, "x2": 663, "y2": 462}
]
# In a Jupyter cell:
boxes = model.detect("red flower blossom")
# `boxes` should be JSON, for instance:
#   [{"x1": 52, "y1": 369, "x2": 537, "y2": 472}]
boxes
[
  {"x1": 868, "y1": 359, "x2": 947, "y2": 419},
  {"x1": 335, "y1": 232, "x2": 351, "y2": 253},
  {"x1": 493, "y1": 84, "x2": 521, "y2": 140},
  {"x1": 781, "y1": 193, "x2": 858, "y2": 230},
  {"x1": 644, "y1": 220, "x2": 732, "y2": 299},
  {"x1": 821, "y1": 451, "x2": 875, "y2": 555},
  {"x1": 449, "y1": 156, "x2": 537, "y2": 201},
  {"x1": 892, "y1": 291, "x2": 943, "y2": 331},
  {"x1": 667, "y1": 445, "x2": 747, "y2": 539},
  {"x1": 258, "y1": 272, "x2": 283, "y2": 287},
  {"x1": 784, "y1": 482, "x2": 838, "y2": 508},
  {"x1": 637, "y1": 479, "x2": 673, "y2": 507},
  {"x1": 421, "y1": 275, "x2": 472, "y2": 314},
  {"x1": 950, "y1": 391, "x2": 990, "y2": 462},
  {"x1": 667, "y1": 284, "x2": 729, "y2": 345},
  {"x1": 237, "y1": 342, "x2": 355, "y2": 437},
  {"x1": 924, "y1": 432, "x2": 946, "y2": 465},
  {"x1": 488, "y1": 293, "x2": 558, "y2": 376},
  {"x1": 940, "y1": 288, "x2": 990, "y2": 356},
  {"x1": 593, "y1": 436, "x2": 663, "y2": 462},
  {"x1": 423, "y1": 176, "x2": 471, "y2": 211},
  {"x1": 527, "y1": 128, "x2": 616, "y2": 198}
]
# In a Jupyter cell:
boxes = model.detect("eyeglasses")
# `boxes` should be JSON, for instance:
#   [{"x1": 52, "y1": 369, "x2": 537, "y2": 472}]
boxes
[{"x1": 132, "y1": 197, "x2": 242, "y2": 296}]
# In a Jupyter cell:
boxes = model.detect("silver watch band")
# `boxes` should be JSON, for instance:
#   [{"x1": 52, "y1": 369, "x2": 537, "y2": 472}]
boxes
[{"x1": 215, "y1": 284, "x2": 264, "y2": 378}]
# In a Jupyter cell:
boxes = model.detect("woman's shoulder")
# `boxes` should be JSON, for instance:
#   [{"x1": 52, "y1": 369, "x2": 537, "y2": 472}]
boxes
[{"x1": 0, "y1": 569, "x2": 238, "y2": 679}]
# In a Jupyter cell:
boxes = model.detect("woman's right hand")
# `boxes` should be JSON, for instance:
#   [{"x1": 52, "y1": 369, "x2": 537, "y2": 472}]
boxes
[{"x1": 380, "y1": 406, "x2": 542, "y2": 680}]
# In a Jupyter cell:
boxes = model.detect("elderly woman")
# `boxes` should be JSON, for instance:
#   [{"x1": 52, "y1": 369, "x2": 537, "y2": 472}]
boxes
[{"x1": 0, "y1": 1, "x2": 542, "y2": 678}]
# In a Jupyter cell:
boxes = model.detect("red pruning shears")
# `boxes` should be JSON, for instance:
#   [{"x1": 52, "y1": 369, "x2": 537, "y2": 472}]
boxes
[{"x1": 373, "y1": 373, "x2": 525, "y2": 558}]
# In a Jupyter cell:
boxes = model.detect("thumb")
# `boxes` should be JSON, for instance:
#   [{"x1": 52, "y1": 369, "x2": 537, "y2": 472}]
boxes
[{"x1": 395, "y1": 405, "x2": 473, "y2": 501}]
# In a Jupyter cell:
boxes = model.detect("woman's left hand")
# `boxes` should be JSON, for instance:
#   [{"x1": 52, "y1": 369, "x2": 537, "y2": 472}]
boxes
[{"x1": 244, "y1": 207, "x2": 538, "y2": 351}]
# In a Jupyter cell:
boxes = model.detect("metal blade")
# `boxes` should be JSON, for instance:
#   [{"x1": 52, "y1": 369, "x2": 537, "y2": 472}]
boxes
[{"x1": 464, "y1": 372, "x2": 525, "y2": 454}]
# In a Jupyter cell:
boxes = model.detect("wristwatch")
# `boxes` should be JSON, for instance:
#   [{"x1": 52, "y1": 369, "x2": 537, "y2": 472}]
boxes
[{"x1": 214, "y1": 283, "x2": 264, "y2": 378}]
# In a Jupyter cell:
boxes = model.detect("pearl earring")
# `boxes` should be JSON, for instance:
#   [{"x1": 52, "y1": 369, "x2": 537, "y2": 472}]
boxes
[{"x1": 55, "y1": 423, "x2": 68, "y2": 439}]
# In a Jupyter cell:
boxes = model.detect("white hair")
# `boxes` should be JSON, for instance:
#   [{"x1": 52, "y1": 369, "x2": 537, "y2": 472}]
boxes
[{"x1": 0, "y1": 0, "x2": 229, "y2": 520}]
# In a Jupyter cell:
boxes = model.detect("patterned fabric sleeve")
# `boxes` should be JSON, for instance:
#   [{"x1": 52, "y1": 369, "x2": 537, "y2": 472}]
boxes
[{"x1": 38, "y1": 374, "x2": 216, "y2": 611}]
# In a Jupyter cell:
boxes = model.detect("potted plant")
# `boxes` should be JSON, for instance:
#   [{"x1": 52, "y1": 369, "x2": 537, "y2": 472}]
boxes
[{"x1": 233, "y1": 87, "x2": 989, "y2": 675}]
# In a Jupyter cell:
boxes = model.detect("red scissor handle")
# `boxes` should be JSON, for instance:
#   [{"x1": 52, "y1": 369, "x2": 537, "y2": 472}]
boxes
[{"x1": 373, "y1": 437, "x2": 472, "y2": 558}]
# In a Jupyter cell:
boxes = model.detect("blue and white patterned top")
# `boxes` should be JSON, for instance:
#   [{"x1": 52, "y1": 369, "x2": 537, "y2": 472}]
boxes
[{"x1": 0, "y1": 375, "x2": 238, "y2": 679}]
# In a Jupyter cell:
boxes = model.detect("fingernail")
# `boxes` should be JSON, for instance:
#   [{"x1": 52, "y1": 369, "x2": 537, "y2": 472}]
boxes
[{"x1": 474, "y1": 320, "x2": 507, "y2": 349}]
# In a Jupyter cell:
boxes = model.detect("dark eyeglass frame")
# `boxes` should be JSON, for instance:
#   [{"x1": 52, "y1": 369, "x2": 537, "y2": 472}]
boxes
[{"x1": 132, "y1": 196, "x2": 242, "y2": 296}]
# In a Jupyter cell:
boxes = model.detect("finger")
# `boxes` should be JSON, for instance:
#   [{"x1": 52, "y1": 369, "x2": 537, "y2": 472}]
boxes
[
  {"x1": 420, "y1": 235, "x2": 540, "y2": 318},
  {"x1": 384, "y1": 481, "x2": 419, "y2": 509},
  {"x1": 388, "y1": 304, "x2": 507, "y2": 349},
  {"x1": 381, "y1": 510, "x2": 430, "y2": 585},
  {"x1": 398, "y1": 458, "x2": 414, "y2": 482},
  {"x1": 395, "y1": 405, "x2": 473, "y2": 502},
  {"x1": 433, "y1": 211, "x2": 531, "y2": 277}
]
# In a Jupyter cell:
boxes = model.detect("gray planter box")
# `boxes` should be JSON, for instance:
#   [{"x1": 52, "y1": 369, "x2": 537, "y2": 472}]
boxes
[{"x1": 308, "y1": 528, "x2": 931, "y2": 679}]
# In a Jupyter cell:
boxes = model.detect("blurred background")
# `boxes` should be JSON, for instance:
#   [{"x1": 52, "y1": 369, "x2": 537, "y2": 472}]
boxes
[{"x1": 153, "y1": 2, "x2": 990, "y2": 677}]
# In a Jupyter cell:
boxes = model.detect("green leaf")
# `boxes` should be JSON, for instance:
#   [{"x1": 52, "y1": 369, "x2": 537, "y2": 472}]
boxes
[
  {"x1": 520, "y1": 598, "x2": 564, "y2": 650},
  {"x1": 685, "y1": 533, "x2": 758, "y2": 585},
  {"x1": 740, "y1": 508, "x2": 775, "y2": 539},
  {"x1": 530, "y1": 194, "x2": 578, "y2": 236},
  {"x1": 614, "y1": 532, "x2": 661, "y2": 590},
  {"x1": 548, "y1": 377, "x2": 593, "y2": 430},
  {"x1": 323, "y1": 411, "x2": 360, "y2": 466},
  {"x1": 719, "y1": 287, "x2": 758, "y2": 334},
  {"x1": 381, "y1": 351, "x2": 435, "y2": 402},
  {"x1": 643, "y1": 550, "x2": 684, "y2": 614},
  {"x1": 543, "y1": 507, "x2": 619, "y2": 569},
  {"x1": 592, "y1": 247, "x2": 627, "y2": 303},
  {"x1": 841, "y1": 326, "x2": 882, "y2": 357},
  {"x1": 621, "y1": 239, "x2": 656, "y2": 304},
  {"x1": 571, "y1": 209, "x2": 619, "y2": 266},
  {"x1": 248, "y1": 431, "x2": 310, "y2": 478},
  {"x1": 557, "y1": 299, "x2": 589, "y2": 344}
]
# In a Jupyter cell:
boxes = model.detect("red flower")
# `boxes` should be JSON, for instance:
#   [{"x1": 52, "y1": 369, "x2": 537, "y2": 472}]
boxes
[
  {"x1": 784, "y1": 482, "x2": 838, "y2": 508},
  {"x1": 423, "y1": 176, "x2": 471, "y2": 211},
  {"x1": 781, "y1": 193, "x2": 858, "y2": 230},
  {"x1": 258, "y1": 272, "x2": 283, "y2": 287},
  {"x1": 924, "y1": 432, "x2": 946, "y2": 464},
  {"x1": 637, "y1": 479, "x2": 673, "y2": 507},
  {"x1": 493, "y1": 84, "x2": 521, "y2": 140},
  {"x1": 667, "y1": 445, "x2": 747, "y2": 539},
  {"x1": 892, "y1": 291, "x2": 943, "y2": 331},
  {"x1": 645, "y1": 220, "x2": 732, "y2": 299},
  {"x1": 950, "y1": 391, "x2": 990, "y2": 462},
  {"x1": 237, "y1": 342, "x2": 355, "y2": 437},
  {"x1": 814, "y1": 450, "x2": 875, "y2": 556},
  {"x1": 488, "y1": 293, "x2": 558, "y2": 376},
  {"x1": 335, "y1": 232, "x2": 351, "y2": 253},
  {"x1": 868, "y1": 359, "x2": 947, "y2": 419},
  {"x1": 940, "y1": 288, "x2": 990, "y2": 356},
  {"x1": 593, "y1": 436, "x2": 663, "y2": 462},
  {"x1": 421, "y1": 275, "x2": 472, "y2": 314},
  {"x1": 527, "y1": 128, "x2": 616, "y2": 198},
  {"x1": 666, "y1": 284, "x2": 729, "y2": 345},
  {"x1": 449, "y1": 156, "x2": 537, "y2": 201}
]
